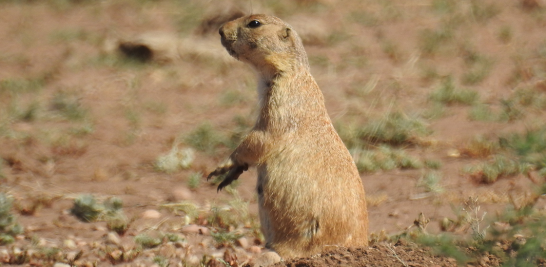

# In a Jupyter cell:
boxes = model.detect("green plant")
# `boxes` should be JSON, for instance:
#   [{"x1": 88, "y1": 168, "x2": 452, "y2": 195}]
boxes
[
  {"x1": 211, "y1": 229, "x2": 244, "y2": 247},
  {"x1": 50, "y1": 91, "x2": 88, "y2": 121},
  {"x1": 0, "y1": 77, "x2": 45, "y2": 94},
  {"x1": 429, "y1": 77, "x2": 479, "y2": 105},
  {"x1": 468, "y1": 104, "x2": 496, "y2": 121},
  {"x1": 184, "y1": 123, "x2": 225, "y2": 154},
  {"x1": 419, "y1": 26, "x2": 454, "y2": 56},
  {"x1": 501, "y1": 127, "x2": 546, "y2": 169},
  {"x1": 160, "y1": 201, "x2": 199, "y2": 221},
  {"x1": 154, "y1": 146, "x2": 195, "y2": 173},
  {"x1": 70, "y1": 194, "x2": 102, "y2": 222},
  {"x1": 497, "y1": 25, "x2": 512, "y2": 43},
  {"x1": 342, "y1": 112, "x2": 431, "y2": 148},
  {"x1": 461, "y1": 54, "x2": 493, "y2": 86},
  {"x1": 460, "y1": 135, "x2": 501, "y2": 158},
  {"x1": 164, "y1": 232, "x2": 184, "y2": 243},
  {"x1": 424, "y1": 159, "x2": 442, "y2": 169},
  {"x1": 466, "y1": 155, "x2": 530, "y2": 184},
  {"x1": 468, "y1": 1, "x2": 499, "y2": 22},
  {"x1": 353, "y1": 145, "x2": 423, "y2": 173},
  {"x1": 134, "y1": 234, "x2": 162, "y2": 249},
  {"x1": 498, "y1": 99, "x2": 524, "y2": 122},
  {"x1": 70, "y1": 195, "x2": 129, "y2": 234},
  {"x1": 153, "y1": 255, "x2": 169, "y2": 267},
  {"x1": 417, "y1": 171, "x2": 444, "y2": 194},
  {"x1": 0, "y1": 193, "x2": 24, "y2": 245},
  {"x1": 187, "y1": 171, "x2": 202, "y2": 190}
]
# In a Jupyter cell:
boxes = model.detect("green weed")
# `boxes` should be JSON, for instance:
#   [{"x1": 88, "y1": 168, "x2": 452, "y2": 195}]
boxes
[
  {"x1": 353, "y1": 145, "x2": 423, "y2": 173},
  {"x1": 501, "y1": 127, "x2": 546, "y2": 169},
  {"x1": 153, "y1": 255, "x2": 169, "y2": 267},
  {"x1": 70, "y1": 194, "x2": 102, "y2": 222},
  {"x1": 0, "y1": 193, "x2": 24, "y2": 245},
  {"x1": 134, "y1": 234, "x2": 162, "y2": 249},
  {"x1": 424, "y1": 159, "x2": 442, "y2": 169},
  {"x1": 419, "y1": 26, "x2": 454, "y2": 56},
  {"x1": 429, "y1": 77, "x2": 479, "y2": 105},
  {"x1": 341, "y1": 112, "x2": 431, "y2": 148},
  {"x1": 50, "y1": 91, "x2": 88, "y2": 121},
  {"x1": 184, "y1": 123, "x2": 225, "y2": 154},
  {"x1": 468, "y1": 104, "x2": 496, "y2": 121},
  {"x1": 497, "y1": 25, "x2": 513, "y2": 43},
  {"x1": 466, "y1": 155, "x2": 530, "y2": 184},
  {"x1": 468, "y1": 1, "x2": 500, "y2": 22},
  {"x1": 461, "y1": 53, "x2": 493, "y2": 86},
  {"x1": 70, "y1": 195, "x2": 129, "y2": 234},
  {"x1": 211, "y1": 229, "x2": 243, "y2": 247},
  {"x1": 187, "y1": 171, "x2": 202, "y2": 190},
  {"x1": 460, "y1": 135, "x2": 501, "y2": 158},
  {"x1": 160, "y1": 201, "x2": 199, "y2": 221},
  {"x1": 417, "y1": 171, "x2": 444, "y2": 194},
  {"x1": 0, "y1": 77, "x2": 45, "y2": 94},
  {"x1": 154, "y1": 146, "x2": 195, "y2": 173}
]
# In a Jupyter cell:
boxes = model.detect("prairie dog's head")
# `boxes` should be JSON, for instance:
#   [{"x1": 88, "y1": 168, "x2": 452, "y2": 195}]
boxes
[{"x1": 219, "y1": 14, "x2": 309, "y2": 77}]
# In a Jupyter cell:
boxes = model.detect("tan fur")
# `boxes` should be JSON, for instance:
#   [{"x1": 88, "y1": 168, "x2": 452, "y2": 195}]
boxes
[{"x1": 210, "y1": 14, "x2": 368, "y2": 258}]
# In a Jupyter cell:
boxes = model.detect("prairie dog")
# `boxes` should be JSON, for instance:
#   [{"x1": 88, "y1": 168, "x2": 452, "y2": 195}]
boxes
[{"x1": 209, "y1": 14, "x2": 368, "y2": 258}]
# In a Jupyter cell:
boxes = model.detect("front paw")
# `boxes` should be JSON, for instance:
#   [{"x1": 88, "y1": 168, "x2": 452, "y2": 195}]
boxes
[
  {"x1": 207, "y1": 159, "x2": 235, "y2": 180},
  {"x1": 208, "y1": 161, "x2": 248, "y2": 192}
]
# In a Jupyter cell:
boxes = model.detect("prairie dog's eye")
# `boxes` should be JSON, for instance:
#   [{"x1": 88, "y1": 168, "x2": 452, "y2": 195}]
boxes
[{"x1": 247, "y1": 20, "x2": 261, "y2": 28}]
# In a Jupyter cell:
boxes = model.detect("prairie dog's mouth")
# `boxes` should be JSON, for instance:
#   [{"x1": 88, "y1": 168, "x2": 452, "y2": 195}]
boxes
[{"x1": 221, "y1": 37, "x2": 238, "y2": 59}]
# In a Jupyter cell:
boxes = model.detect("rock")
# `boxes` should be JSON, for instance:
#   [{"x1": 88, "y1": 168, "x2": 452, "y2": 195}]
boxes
[
  {"x1": 181, "y1": 224, "x2": 209, "y2": 235},
  {"x1": 0, "y1": 249, "x2": 9, "y2": 263},
  {"x1": 250, "y1": 251, "x2": 282, "y2": 267},
  {"x1": 53, "y1": 263, "x2": 71, "y2": 267},
  {"x1": 93, "y1": 225, "x2": 107, "y2": 232},
  {"x1": 141, "y1": 209, "x2": 161, "y2": 219},
  {"x1": 37, "y1": 238, "x2": 47, "y2": 246},
  {"x1": 159, "y1": 243, "x2": 176, "y2": 258},
  {"x1": 236, "y1": 237, "x2": 249, "y2": 248},
  {"x1": 171, "y1": 187, "x2": 193, "y2": 201},
  {"x1": 66, "y1": 251, "x2": 80, "y2": 262},
  {"x1": 249, "y1": 246, "x2": 261, "y2": 254},
  {"x1": 186, "y1": 255, "x2": 200, "y2": 266},
  {"x1": 64, "y1": 239, "x2": 77, "y2": 249},
  {"x1": 106, "y1": 232, "x2": 121, "y2": 246}
]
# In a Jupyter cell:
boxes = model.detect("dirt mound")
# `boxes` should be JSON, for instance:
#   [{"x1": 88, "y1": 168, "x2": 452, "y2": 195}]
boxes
[{"x1": 274, "y1": 244, "x2": 459, "y2": 267}]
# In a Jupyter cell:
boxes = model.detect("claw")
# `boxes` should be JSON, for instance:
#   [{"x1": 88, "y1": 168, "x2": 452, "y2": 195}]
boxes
[
  {"x1": 207, "y1": 167, "x2": 228, "y2": 181},
  {"x1": 216, "y1": 163, "x2": 248, "y2": 192}
]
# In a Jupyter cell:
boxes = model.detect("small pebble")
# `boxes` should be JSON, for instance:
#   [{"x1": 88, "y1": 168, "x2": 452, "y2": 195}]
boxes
[
  {"x1": 106, "y1": 232, "x2": 121, "y2": 246},
  {"x1": 64, "y1": 239, "x2": 77, "y2": 249},
  {"x1": 0, "y1": 249, "x2": 9, "y2": 263},
  {"x1": 93, "y1": 225, "x2": 107, "y2": 232},
  {"x1": 251, "y1": 251, "x2": 281, "y2": 267},
  {"x1": 181, "y1": 224, "x2": 209, "y2": 235},
  {"x1": 159, "y1": 243, "x2": 176, "y2": 257},
  {"x1": 171, "y1": 187, "x2": 193, "y2": 201},
  {"x1": 141, "y1": 209, "x2": 162, "y2": 219},
  {"x1": 249, "y1": 246, "x2": 261, "y2": 254},
  {"x1": 186, "y1": 255, "x2": 200, "y2": 266},
  {"x1": 236, "y1": 237, "x2": 249, "y2": 248}
]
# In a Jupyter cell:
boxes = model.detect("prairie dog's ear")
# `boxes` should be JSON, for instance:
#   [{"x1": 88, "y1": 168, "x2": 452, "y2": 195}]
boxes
[{"x1": 279, "y1": 27, "x2": 291, "y2": 41}]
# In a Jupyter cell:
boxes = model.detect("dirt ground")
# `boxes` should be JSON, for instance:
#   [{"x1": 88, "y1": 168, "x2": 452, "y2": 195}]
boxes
[{"x1": 1, "y1": 0, "x2": 546, "y2": 266}]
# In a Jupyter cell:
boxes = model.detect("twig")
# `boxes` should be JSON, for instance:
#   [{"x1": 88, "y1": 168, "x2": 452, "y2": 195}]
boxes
[{"x1": 386, "y1": 244, "x2": 409, "y2": 267}]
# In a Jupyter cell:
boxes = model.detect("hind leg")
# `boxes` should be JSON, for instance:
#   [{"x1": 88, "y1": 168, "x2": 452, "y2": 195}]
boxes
[{"x1": 256, "y1": 168, "x2": 274, "y2": 248}]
